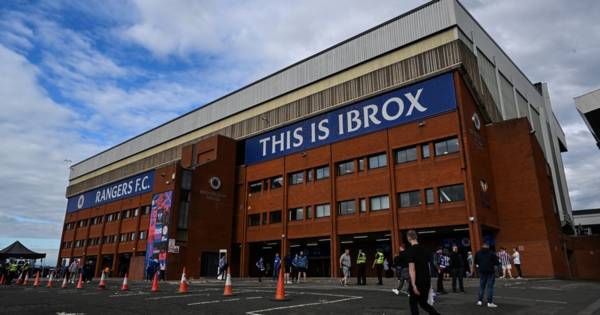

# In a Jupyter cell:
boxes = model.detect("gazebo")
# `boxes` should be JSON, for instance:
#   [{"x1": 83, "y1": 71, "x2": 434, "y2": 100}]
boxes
[{"x1": 0, "y1": 241, "x2": 46, "y2": 260}]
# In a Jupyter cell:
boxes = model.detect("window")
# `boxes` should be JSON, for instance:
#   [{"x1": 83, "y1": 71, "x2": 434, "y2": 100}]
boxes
[
  {"x1": 139, "y1": 230, "x2": 147, "y2": 240},
  {"x1": 129, "y1": 232, "x2": 136, "y2": 241},
  {"x1": 115, "y1": 212, "x2": 121, "y2": 220},
  {"x1": 269, "y1": 211, "x2": 282, "y2": 224},
  {"x1": 270, "y1": 176, "x2": 283, "y2": 189},
  {"x1": 370, "y1": 195, "x2": 390, "y2": 211},
  {"x1": 316, "y1": 166, "x2": 330, "y2": 180},
  {"x1": 122, "y1": 209, "x2": 131, "y2": 219},
  {"x1": 105, "y1": 214, "x2": 113, "y2": 222},
  {"x1": 262, "y1": 212, "x2": 268, "y2": 225},
  {"x1": 337, "y1": 160, "x2": 354, "y2": 176},
  {"x1": 358, "y1": 158, "x2": 365, "y2": 172},
  {"x1": 306, "y1": 206, "x2": 312, "y2": 219},
  {"x1": 422, "y1": 144, "x2": 430, "y2": 159},
  {"x1": 338, "y1": 200, "x2": 356, "y2": 216},
  {"x1": 316, "y1": 204, "x2": 331, "y2": 218},
  {"x1": 249, "y1": 181, "x2": 262, "y2": 193},
  {"x1": 395, "y1": 147, "x2": 417, "y2": 164},
  {"x1": 142, "y1": 205, "x2": 151, "y2": 215},
  {"x1": 248, "y1": 214, "x2": 260, "y2": 226},
  {"x1": 307, "y1": 169, "x2": 313, "y2": 182},
  {"x1": 425, "y1": 188, "x2": 435, "y2": 205},
  {"x1": 134, "y1": 208, "x2": 140, "y2": 217},
  {"x1": 288, "y1": 207, "x2": 304, "y2": 221},
  {"x1": 120, "y1": 233, "x2": 128, "y2": 242},
  {"x1": 289, "y1": 171, "x2": 304, "y2": 185},
  {"x1": 360, "y1": 198, "x2": 366, "y2": 212},
  {"x1": 368, "y1": 153, "x2": 387, "y2": 169},
  {"x1": 438, "y1": 184, "x2": 465, "y2": 203},
  {"x1": 399, "y1": 190, "x2": 421, "y2": 208},
  {"x1": 435, "y1": 138, "x2": 459, "y2": 156}
]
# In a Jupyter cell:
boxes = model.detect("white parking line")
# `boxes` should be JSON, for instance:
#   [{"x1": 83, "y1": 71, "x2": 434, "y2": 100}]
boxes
[
  {"x1": 146, "y1": 293, "x2": 210, "y2": 300},
  {"x1": 109, "y1": 292, "x2": 150, "y2": 298},
  {"x1": 188, "y1": 298, "x2": 241, "y2": 306},
  {"x1": 246, "y1": 296, "x2": 363, "y2": 315},
  {"x1": 495, "y1": 295, "x2": 568, "y2": 304},
  {"x1": 245, "y1": 296, "x2": 263, "y2": 300}
]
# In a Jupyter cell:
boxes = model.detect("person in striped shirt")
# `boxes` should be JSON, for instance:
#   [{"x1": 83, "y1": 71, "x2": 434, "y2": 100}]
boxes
[{"x1": 498, "y1": 248, "x2": 513, "y2": 279}]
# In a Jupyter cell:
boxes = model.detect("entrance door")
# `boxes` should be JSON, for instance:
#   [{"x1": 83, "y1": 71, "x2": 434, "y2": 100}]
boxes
[
  {"x1": 117, "y1": 253, "x2": 132, "y2": 277},
  {"x1": 200, "y1": 252, "x2": 219, "y2": 277}
]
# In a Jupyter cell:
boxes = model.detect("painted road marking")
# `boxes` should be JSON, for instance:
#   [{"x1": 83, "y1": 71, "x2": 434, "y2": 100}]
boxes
[
  {"x1": 246, "y1": 296, "x2": 363, "y2": 315},
  {"x1": 146, "y1": 293, "x2": 210, "y2": 300},
  {"x1": 188, "y1": 298, "x2": 240, "y2": 306},
  {"x1": 109, "y1": 292, "x2": 150, "y2": 298},
  {"x1": 245, "y1": 296, "x2": 263, "y2": 300},
  {"x1": 495, "y1": 295, "x2": 567, "y2": 304},
  {"x1": 577, "y1": 297, "x2": 600, "y2": 315}
]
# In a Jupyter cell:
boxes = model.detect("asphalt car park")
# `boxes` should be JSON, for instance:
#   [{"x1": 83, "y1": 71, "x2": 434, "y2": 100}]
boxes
[{"x1": 1, "y1": 277, "x2": 600, "y2": 314}]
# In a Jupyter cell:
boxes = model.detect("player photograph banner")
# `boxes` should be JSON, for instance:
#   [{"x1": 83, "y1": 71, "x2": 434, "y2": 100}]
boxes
[{"x1": 144, "y1": 191, "x2": 173, "y2": 275}]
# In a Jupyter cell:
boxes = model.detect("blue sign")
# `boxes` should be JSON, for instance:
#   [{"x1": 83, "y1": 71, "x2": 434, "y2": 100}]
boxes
[
  {"x1": 66, "y1": 170, "x2": 154, "y2": 213},
  {"x1": 243, "y1": 73, "x2": 456, "y2": 164}
]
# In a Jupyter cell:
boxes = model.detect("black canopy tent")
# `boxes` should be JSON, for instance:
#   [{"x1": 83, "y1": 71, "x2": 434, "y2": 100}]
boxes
[{"x1": 0, "y1": 241, "x2": 46, "y2": 260}]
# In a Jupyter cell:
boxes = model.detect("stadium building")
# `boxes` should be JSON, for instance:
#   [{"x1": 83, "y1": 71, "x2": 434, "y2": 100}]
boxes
[{"x1": 59, "y1": 0, "x2": 578, "y2": 280}]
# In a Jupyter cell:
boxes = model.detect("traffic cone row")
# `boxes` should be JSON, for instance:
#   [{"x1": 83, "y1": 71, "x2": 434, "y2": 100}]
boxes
[
  {"x1": 151, "y1": 271, "x2": 159, "y2": 292},
  {"x1": 46, "y1": 273, "x2": 54, "y2": 288},
  {"x1": 120, "y1": 274, "x2": 129, "y2": 291},
  {"x1": 98, "y1": 271, "x2": 107, "y2": 289},
  {"x1": 0, "y1": 274, "x2": 5, "y2": 285},
  {"x1": 33, "y1": 271, "x2": 41, "y2": 287},
  {"x1": 178, "y1": 268, "x2": 188, "y2": 293},
  {"x1": 223, "y1": 266, "x2": 234, "y2": 296},
  {"x1": 61, "y1": 275, "x2": 68, "y2": 289},
  {"x1": 22, "y1": 272, "x2": 29, "y2": 286},
  {"x1": 76, "y1": 273, "x2": 84, "y2": 289}
]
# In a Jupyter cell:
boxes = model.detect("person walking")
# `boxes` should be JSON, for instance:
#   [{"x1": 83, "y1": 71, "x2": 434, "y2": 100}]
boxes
[
  {"x1": 498, "y1": 248, "x2": 513, "y2": 279},
  {"x1": 475, "y1": 243, "x2": 500, "y2": 308},
  {"x1": 217, "y1": 254, "x2": 227, "y2": 280},
  {"x1": 433, "y1": 249, "x2": 447, "y2": 294},
  {"x1": 273, "y1": 253, "x2": 281, "y2": 281},
  {"x1": 68, "y1": 259, "x2": 79, "y2": 284},
  {"x1": 7, "y1": 260, "x2": 18, "y2": 285},
  {"x1": 284, "y1": 253, "x2": 293, "y2": 284},
  {"x1": 339, "y1": 249, "x2": 351, "y2": 286},
  {"x1": 512, "y1": 248, "x2": 523, "y2": 279},
  {"x1": 145, "y1": 260, "x2": 155, "y2": 281},
  {"x1": 255, "y1": 257, "x2": 265, "y2": 282},
  {"x1": 467, "y1": 251, "x2": 475, "y2": 278},
  {"x1": 356, "y1": 249, "x2": 367, "y2": 285},
  {"x1": 372, "y1": 248, "x2": 385, "y2": 285},
  {"x1": 392, "y1": 246, "x2": 410, "y2": 296},
  {"x1": 405, "y1": 230, "x2": 441, "y2": 315},
  {"x1": 295, "y1": 251, "x2": 308, "y2": 283},
  {"x1": 449, "y1": 245, "x2": 465, "y2": 293}
]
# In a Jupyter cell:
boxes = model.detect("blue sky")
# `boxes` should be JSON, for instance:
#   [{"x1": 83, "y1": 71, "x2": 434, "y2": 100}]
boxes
[{"x1": 1, "y1": 0, "x2": 599, "y2": 265}]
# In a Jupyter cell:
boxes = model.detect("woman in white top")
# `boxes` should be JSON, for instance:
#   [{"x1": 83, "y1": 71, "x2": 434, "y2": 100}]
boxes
[{"x1": 512, "y1": 248, "x2": 523, "y2": 279}]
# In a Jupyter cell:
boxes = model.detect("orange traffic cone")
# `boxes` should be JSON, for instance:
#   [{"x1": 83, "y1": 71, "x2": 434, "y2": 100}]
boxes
[
  {"x1": 33, "y1": 271, "x2": 41, "y2": 287},
  {"x1": 151, "y1": 272, "x2": 159, "y2": 292},
  {"x1": 178, "y1": 267, "x2": 188, "y2": 293},
  {"x1": 0, "y1": 274, "x2": 5, "y2": 285},
  {"x1": 61, "y1": 275, "x2": 68, "y2": 289},
  {"x1": 223, "y1": 267, "x2": 234, "y2": 296},
  {"x1": 76, "y1": 273, "x2": 84, "y2": 289},
  {"x1": 16, "y1": 273, "x2": 23, "y2": 285},
  {"x1": 22, "y1": 272, "x2": 29, "y2": 286},
  {"x1": 120, "y1": 274, "x2": 129, "y2": 291},
  {"x1": 98, "y1": 271, "x2": 107, "y2": 289},
  {"x1": 272, "y1": 263, "x2": 289, "y2": 301},
  {"x1": 46, "y1": 273, "x2": 54, "y2": 288}
]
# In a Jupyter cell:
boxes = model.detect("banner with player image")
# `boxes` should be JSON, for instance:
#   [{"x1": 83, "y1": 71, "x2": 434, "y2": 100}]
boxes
[{"x1": 144, "y1": 190, "x2": 173, "y2": 277}]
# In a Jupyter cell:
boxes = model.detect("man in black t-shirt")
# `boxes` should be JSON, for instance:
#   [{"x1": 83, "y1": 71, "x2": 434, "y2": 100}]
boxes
[{"x1": 406, "y1": 230, "x2": 441, "y2": 315}]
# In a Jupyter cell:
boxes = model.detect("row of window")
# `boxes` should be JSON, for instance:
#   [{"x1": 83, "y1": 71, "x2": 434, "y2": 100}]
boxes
[
  {"x1": 63, "y1": 231, "x2": 147, "y2": 249},
  {"x1": 247, "y1": 137, "x2": 459, "y2": 193},
  {"x1": 246, "y1": 184, "x2": 465, "y2": 226},
  {"x1": 65, "y1": 206, "x2": 151, "y2": 231}
]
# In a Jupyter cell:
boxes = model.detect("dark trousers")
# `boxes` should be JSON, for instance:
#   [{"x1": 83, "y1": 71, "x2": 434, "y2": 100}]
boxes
[
  {"x1": 375, "y1": 264, "x2": 383, "y2": 285},
  {"x1": 356, "y1": 264, "x2": 366, "y2": 285},
  {"x1": 159, "y1": 270, "x2": 165, "y2": 281},
  {"x1": 478, "y1": 273, "x2": 495, "y2": 303},
  {"x1": 515, "y1": 264, "x2": 523, "y2": 278},
  {"x1": 409, "y1": 282, "x2": 440, "y2": 315},
  {"x1": 451, "y1": 268, "x2": 464, "y2": 292},
  {"x1": 436, "y1": 269, "x2": 445, "y2": 292}
]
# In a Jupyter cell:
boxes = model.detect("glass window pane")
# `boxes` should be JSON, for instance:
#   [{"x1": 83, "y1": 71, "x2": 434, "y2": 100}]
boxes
[
  {"x1": 439, "y1": 184, "x2": 465, "y2": 203},
  {"x1": 426, "y1": 188, "x2": 434, "y2": 205},
  {"x1": 422, "y1": 144, "x2": 430, "y2": 159}
]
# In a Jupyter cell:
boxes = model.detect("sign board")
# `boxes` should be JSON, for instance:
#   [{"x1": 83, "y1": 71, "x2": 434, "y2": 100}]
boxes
[
  {"x1": 144, "y1": 191, "x2": 173, "y2": 273},
  {"x1": 66, "y1": 170, "x2": 154, "y2": 213},
  {"x1": 243, "y1": 73, "x2": 457, "y2": 165}
]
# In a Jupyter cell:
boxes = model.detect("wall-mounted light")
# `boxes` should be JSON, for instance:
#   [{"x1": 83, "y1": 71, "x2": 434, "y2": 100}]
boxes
[{"x1": 418, "y1": 120, "x2": 426, "y2": 127}]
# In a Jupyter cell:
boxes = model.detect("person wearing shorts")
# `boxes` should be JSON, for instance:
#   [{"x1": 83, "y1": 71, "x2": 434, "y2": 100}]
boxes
[
  {"x1": 498, "y1": 248, "x2": 513, "y2": 279},
  {"x1": 339, "y1": 249, "x2": 351, "y2": 286}
]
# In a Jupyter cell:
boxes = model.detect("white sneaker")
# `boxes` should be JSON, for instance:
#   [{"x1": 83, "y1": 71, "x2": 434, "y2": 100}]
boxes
[
  {"x1": 487, "y1": 303, "x2": 498, "y2": 308},
  {"x1": 476, "y1": 301, "x2": 483, "y2": 306},
  {"x1": 392, "y1": 289, "x2": 399, "y2": 295}
]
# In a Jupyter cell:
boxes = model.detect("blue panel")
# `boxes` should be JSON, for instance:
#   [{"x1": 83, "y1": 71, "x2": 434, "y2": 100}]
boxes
[
  {"x1": 243, "y1": 73, "x2": 456, "y2": 165},
  {"x1": 66, "y1": 170, "x2": 154, "y2": 213}
]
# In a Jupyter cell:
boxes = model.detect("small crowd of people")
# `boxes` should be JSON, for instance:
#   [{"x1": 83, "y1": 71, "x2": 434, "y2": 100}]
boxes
[
  {"x1": 253, "y1": 251, "x2": 308, "y2": 283},
  {"x1": 57, "y1": 259, "x2": 96, "y2": 283},
  {"x1": 145, "y1": 258, "x2": 167, "y2": 281}
]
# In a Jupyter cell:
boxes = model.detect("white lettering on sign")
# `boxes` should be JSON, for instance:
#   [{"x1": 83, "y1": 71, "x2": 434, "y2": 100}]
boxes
[{"x1": 94, "y1": 175, "x2": 150, "y2": 203}]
